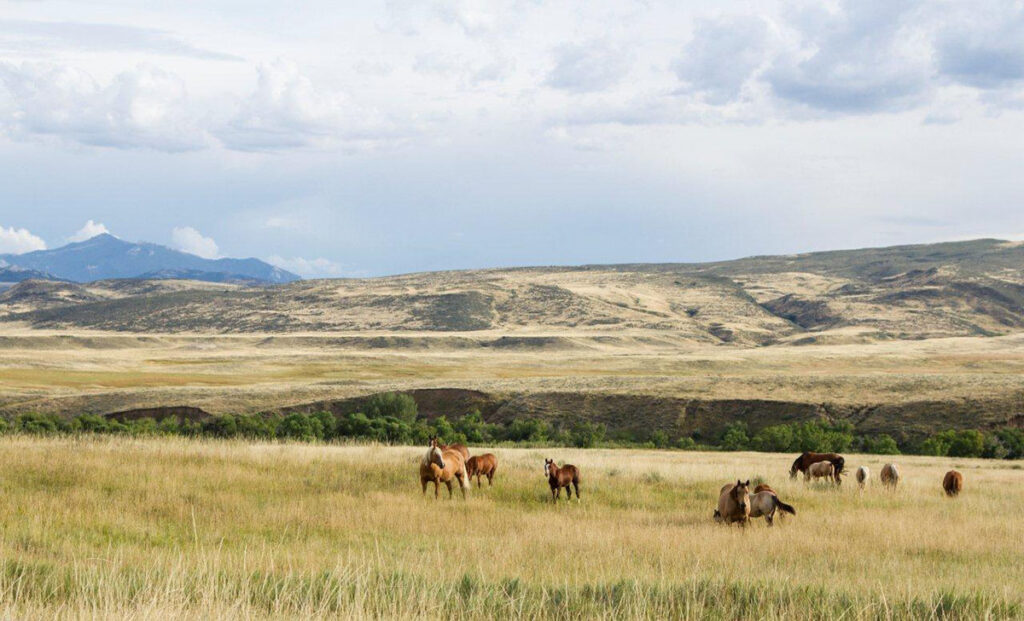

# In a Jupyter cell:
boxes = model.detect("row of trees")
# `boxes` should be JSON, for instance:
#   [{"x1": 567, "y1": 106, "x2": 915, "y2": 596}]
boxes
[{"x1": 4, "y1": 394, "x2": 1022, "y2": 459}]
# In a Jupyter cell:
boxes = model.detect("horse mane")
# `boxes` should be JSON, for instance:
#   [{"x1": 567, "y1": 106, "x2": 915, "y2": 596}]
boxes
[
  {"x1": 422, "y1": 446, "x2": 438, "y2": 467},
  {"x1": 790, "y1": 454, "x2": 805, "y2": 472}
]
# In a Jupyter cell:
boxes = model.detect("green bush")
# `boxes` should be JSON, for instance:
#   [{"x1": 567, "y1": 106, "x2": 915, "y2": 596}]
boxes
[
  {"x1": 571, "y1": 422, "x2": 606, "y2": 448},
  {"x1": 18, "y1": 413, "x2": 58, "y2": 435},
  {"x1": 948, "y1": 429, "x2": 985, "y2": 457},
  {"x1": 73, "y1": 414, "x2": 110, "y2": 433},
  {"x1": 862, "y1": 434, "x2": 900, "y2": 455},
  {"x1": 202, "y1": 415, "x2": 239, "y2": 438},
  {"x1": 364, "y1": 393, "x2": 418, "y2": 424},
  {"x1": 277, "y1": 413, "x2": 318, "y2": 441},
  {"x1": 720, "y1": 422, "x2": 749, "y2": 451}
]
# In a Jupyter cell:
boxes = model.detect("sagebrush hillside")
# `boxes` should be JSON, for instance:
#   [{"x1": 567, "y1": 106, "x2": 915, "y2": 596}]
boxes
[{"x1": 2, "y1": 238, "x2": 1022, "y2": 345}]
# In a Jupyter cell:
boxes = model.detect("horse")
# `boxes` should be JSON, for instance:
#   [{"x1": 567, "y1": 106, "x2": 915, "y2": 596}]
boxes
[
  {"x1": 943, "y1": 470, "x2": 963, "y2": 497},
  {"x1": 855, "y1": 466, "x2": 869, "y2": 490},
  {"x1": 747, "y1": 490, "x2": 796, "y2": 526},
  {"x1": 715, "y1": 480, "x2": 751, "y2": 526},
  {"x1": 419, "y1": 437, "x2": 471, "y2": 499},
  {"x1": 880, "y1": 463, "x2": 900, "y2": 489},
  {"x1": 433, "y1": 436, "x2": 469, "y2": 461},
  {"x1": 790, "y1": 452, "x2": 845, "y2": 484},
  {"x1": 807, "y1": 461, "x2": 835, "y2": 483},
  {"x1": 544, "y1": 459, "x2": 580, "y2": 503},
  {"x1": 754, "y1": 483, "x2": 776, "y2": 495},
  {"x1": 466, "y1": 453, "x2": 498, "y2": 487}
]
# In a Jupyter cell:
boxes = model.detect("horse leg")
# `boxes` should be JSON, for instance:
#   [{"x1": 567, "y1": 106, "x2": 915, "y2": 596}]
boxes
[
  {"x1": 565, "y1": 484, "x2": 572, "y2": 500},
  {"x1": 434, "y1": 479, "x2": 440, "y2": 499},
  {"x1": 573, "y1": 481, "x2": 580, "y2": 500},
  {"x1": 445, "y1": 480, "x2": 454, "y2": 498},
  {"x1": 476, "y1": 474, "x2": 482, "y2": 488},
  {"x1": 421, "y1": 479, "x2": 427, "y2": 495}
]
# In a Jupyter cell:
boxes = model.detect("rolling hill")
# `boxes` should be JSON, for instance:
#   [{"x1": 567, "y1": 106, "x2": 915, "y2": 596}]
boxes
[{"x1": 1, "y1": 238, "x2": 1021, "y2": 345}]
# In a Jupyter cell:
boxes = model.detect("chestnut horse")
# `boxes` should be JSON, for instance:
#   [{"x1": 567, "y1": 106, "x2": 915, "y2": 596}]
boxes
[
  {"x1": 714, "y1": 480, "x2": 751, "y2": 526},
  {"x1": 790, "y1": 452, "x2": 845, "y2": 484},
  {"x1": 544, "y1": 459, "x2": 580, "y2": 502},
  {"x1": 880, "y1": 463, "x2": 900, "y2": 489},
  {"x1": 466, "y1": 453, "x2": 498, "y2": 487},
  {"x1": 943, "y1": 470, "x2": 963, "y2": 497},
  {"x1": 419, "y1": 437, "x2": 470, "y2": 499}
]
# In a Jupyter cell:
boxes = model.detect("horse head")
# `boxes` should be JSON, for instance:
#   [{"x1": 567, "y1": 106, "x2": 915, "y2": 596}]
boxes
[
  {"x1": 732, "y1": 479, "x2": 751, "y2": 512},
  {"x1": 424, "y1": 440, "x2": 445, "y2": 469},
  {"x1": 544, "y1": 458, "x2": 554, "y2": 477}
]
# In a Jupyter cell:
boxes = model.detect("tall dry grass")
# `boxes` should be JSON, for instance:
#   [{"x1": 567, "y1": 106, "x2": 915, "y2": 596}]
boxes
[{"x1": 0, "y1": 436, "x2": 1020, "y2": 619}]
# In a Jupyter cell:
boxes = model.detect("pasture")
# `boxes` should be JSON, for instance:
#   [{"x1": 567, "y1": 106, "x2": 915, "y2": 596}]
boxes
[{"x1": 0, "y1": 436, "x2": 1021, "y2": 619}]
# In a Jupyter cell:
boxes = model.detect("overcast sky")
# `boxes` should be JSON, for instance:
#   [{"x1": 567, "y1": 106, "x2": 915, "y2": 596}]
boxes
[{"x1": 0, "y1": 0, "x2": 1022, "y2": 277}]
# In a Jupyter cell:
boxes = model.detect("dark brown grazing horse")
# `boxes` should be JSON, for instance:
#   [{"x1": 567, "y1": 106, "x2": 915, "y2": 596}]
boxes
[
  {"x1": 943, "y1": 470, "x2": 963, "y2": 497},
  {"x1": 466, "y1": 453, "x2": 498, "y2": 487},
  {"x1": 544, "y1": 458, "x2": 580, "y2": 503},
  {"x1": 790, "y1": 452, "x2": 845, "y2": 484}
]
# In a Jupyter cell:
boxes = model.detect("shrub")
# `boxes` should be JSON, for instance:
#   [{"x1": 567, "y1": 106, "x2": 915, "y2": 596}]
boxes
[
  {"x1": 311, "y1": 411, "x2": 337, "y2": 440},
  {"x1": 364, "y1": 393, "x2": 418, "y2": 424},
  {"x1": 202, "y1": 415, "x2": 239, "y2": 439},
  {"x1": 863, "y1": 434, "x2": 900, "y2": 455},
  {"x1": 128, "y1": 418, "x2": 159, "y2": 436},
  {"x1": 650, "y1": 430, "x2": 670, "y2": 449},
  {"x1": 18, "y1": 413, "x2": 58, "y2": 435},
  {"x1": 571, "y1": 422, "x2": 606, "y2": 448},
  {"x1": 74, "y1": 414, "x2": 110, "y2": 433},
  {"x1": 235, "y1": 415, "x2": 275, "y2": 439},
  {"x1": 948, "y1": 430, "x2": 985, "y2": 457},
  {"x1": 751, "y1": 424, "x2": 795, "y2": 453},
  {"x1": 277, "y1": 413, "x2": 318, "y2": 442},
  {"x1": 676, "y1": 437, "x2": 698, "y2": 450},
  {"x1": 720, "y1": 422, "x2": 749, "y2": 451}
]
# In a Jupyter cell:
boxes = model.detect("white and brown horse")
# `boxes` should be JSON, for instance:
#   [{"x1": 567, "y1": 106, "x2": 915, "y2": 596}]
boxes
[
  {"x1": 880, "y1": 463, "x2": 900, "y2": 489},
  {"x1": 855, "y1": 466, "x2": 869, "y2": 490},
  {"x1": 419, "y1": 437, "x2": 471, "y2": 499},
  {"x1": 807, "y1": 461, "x2": 836, "y2": 483}
]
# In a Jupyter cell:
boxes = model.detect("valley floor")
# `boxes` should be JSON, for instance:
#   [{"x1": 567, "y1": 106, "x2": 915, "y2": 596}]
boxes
[{"x1": 0, "y1": 436, "x2": 1020, "y2": 619}]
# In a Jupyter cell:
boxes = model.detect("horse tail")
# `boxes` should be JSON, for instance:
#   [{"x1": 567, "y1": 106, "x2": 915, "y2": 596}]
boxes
[
  {"x1": 773, "y1": 496, "x2": 796, "y2": 515},
  {"x1": 460, "y1": 460, "x2": 471, "y2": 489}
]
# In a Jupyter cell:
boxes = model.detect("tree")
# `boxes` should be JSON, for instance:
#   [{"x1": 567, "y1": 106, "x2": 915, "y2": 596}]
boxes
[
  {"x1": 277, "y1": 413, "x2": 318, "y2": 442},
  {"x1": 948, "y1": 430, "x2": 985, "y2": 457},
  {"x1": 571, "y1": 422, "x2": 606, "y2": 448}
]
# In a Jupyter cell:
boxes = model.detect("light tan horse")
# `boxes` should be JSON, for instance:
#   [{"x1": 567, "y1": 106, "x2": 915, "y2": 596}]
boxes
[
  {"x1": 419, "y1": 438, "x2": 470, "y2": 499},
  {"x1": 943, "y1": 470, "x2": 963, "y2": 497},
  {"x1": 856, "y1": 466, "x2": 869, "y2": 490},
  {"x1": 880, "y1": 463, "x2": 900, "y2": 489},
  {"x1": 747, "y1": 490, "x2": 796, "y2": 526},
  {"x1": 714, "y1": 480, "x2": 751, "y2": 526},
  {"x1": 807, "y1": 461, "x2": 835, "y2": 483}
]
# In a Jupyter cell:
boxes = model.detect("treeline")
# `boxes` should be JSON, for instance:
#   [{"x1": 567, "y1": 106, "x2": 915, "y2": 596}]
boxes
[{"x1": 3, "y1": 393, "x2": 1022, "y2": 459}]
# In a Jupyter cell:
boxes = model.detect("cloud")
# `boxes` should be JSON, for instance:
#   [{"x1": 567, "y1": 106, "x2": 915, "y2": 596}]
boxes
[
  {"x1": 673, "y1": 16, "x2": 772, "y2": 105},
  {"x1": 68, "y1": 219, "x2": 110, "y2": 242},
  {"x1": 0, "y1": 19, "x2": 241, "y2": 61},
  {"x1": 266, "y1": 255, "x2": 345, "y2": 278},
  {"x1": 0, "y1": 225, "x2": 47, "y2": 254},
  {"x1": 217, "y1": 60, "x2": 400, "y2": 151},
  {"x1": 0, "y1": 61, "x2": 210, "y2": 151},
  {"x1": 544, "y1": 41, "x2": 632, "y2": 93},
  {"x1": 764, "y1": 0, "x2": 932, "y2": 114},
  {"x1": 171, "y1": 226, "x2": 220, "y2": 259},
  {"x1": 935, "y1": 7, "x2": 1024, "y2": 89}
]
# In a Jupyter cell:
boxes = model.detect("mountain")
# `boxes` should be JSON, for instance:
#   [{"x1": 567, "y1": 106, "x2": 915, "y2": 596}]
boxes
[
  {"x1": 0, "y1": 264, "x2": 63, "y2": 284},
  {"x1": 0, "y1": 234, "x2": 299, "y2": 284},
  {"x1": 1, "y1": 238, "x2": 1021, "y2": 341}
]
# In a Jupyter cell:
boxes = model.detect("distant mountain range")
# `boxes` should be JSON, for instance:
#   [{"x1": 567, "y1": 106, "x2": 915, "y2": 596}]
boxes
[{"x1": 0, "y1": 234, "x2": 299, "y2": 284}]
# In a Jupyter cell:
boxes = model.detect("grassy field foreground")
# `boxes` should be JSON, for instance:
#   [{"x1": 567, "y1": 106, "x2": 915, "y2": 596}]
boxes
[{"x1": 0, "y1": 437, "x2": 1021, "y2": 619}]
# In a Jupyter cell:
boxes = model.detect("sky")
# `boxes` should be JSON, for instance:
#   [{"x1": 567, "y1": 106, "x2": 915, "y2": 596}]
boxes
[{"x1": 0, "y1": 0, "x2": 1023, "y2": 277}]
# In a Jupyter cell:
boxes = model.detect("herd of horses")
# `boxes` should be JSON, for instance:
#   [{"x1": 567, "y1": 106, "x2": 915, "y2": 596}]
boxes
[{"x1": 419, "y1": 441, "x2": 966, "y2": 522}]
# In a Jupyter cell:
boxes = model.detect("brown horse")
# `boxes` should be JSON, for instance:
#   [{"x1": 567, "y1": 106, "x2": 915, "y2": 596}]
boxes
[
  {"x1": 880, "y1": 463, "x2": 900, "y2": 489},
  {"x1": 715, "y1": 480, "x2": 751, "y2": 526},
  {"x1": 435, "y1": 437, "x2": 469, "y2": 461},
  {"x1": 544, "y1": 458, "x2": 580, "y2": 503},
  {"x1": 748, "y1": 490, "x2": 796, "y2": 526},
  {"x1": 943, "y1": 470, "x2": 963, "y2": 497},
  {"x1": 466, "y1": 453, "x2": 498, "y2": 487},
  {"x1": 807, "y1": 461, "x2": 835, "y2": 483},
  {"x1": 754, "y1": 483, "x2": 776, "y2": 495},
  {"x1": 419, "y1": 437, "x2": 470, "y2": 499},
  {"x1": 790, "y1": 452, "x2": 845, "y2": 484}
]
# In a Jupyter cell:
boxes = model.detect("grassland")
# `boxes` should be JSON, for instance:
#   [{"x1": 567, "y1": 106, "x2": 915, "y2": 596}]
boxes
[{"x1": 1, "y1": 436, "x2": 1020, "y2": 619}]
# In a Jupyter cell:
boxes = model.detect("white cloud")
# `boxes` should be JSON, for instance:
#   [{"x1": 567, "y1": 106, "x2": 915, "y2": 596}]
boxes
[
  {"x1": 68, "y1": 219, "x2": 110, "y2": 242},
  {"x1": 0, "y1": 225, "x2": 47, "y2": 254},
  {"x1": 544, "y1": 40, "x2": 632, "y2": 93},
  {"x1": 266, "y1": 254, "x2": 345, "y2": 278},
  {"x1": 0, "y1": 61, "x2": 210, "y2": 151},
  {"x1": 171, "y1": 226, "x2": 220, "y2": 259}
]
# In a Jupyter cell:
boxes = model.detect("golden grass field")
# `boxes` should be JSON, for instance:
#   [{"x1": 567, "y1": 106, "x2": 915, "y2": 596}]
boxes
[
  {"x1": 1, "y1": 436, "x2": 1021, "y2": 619},
  {"x1": 1, "y1": 327, "x2": 1023, "y2": 420}
]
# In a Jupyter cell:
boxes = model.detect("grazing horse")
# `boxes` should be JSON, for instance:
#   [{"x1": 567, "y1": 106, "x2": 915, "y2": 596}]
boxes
[
  {"x1": 544, "y1": 459, "x2": 580, "y2": 503},
  {"x1": 856, "y1": 466, "x2": 869, "y2": 490},
  {"x1": 715, "y1": 480, "x2": 751, "y2": 526},
  {"x1": 943, "y1": 470, "x2": 963, "y2": 497},
  {"x1": 790, "y1": 452, "x2": 845, "y2": 484},
  {"x1": 747, "y1": 490, "x2": 796, "y2": 526},
  {"x1": 466, "y1": 453, "x2": 498, "y2": 487},
  {"x1": 880, "y1": 463, "x2": 900, "y2": 489},
  {"x1": 419, "y1": 438, "x2": 471, "y2": 499},
  {"x1": 807, "y1": 461, "x2": 835, "y2": 483}
]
